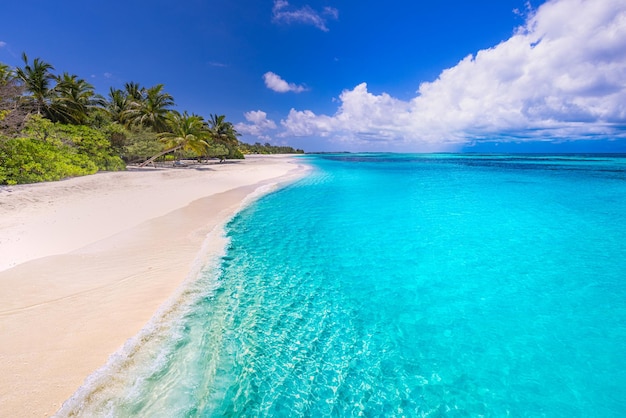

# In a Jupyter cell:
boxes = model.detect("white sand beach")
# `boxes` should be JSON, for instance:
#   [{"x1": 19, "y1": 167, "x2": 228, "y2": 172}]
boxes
[{"x1": 0, "y1": 155, "x2": 307, "y2": 416}]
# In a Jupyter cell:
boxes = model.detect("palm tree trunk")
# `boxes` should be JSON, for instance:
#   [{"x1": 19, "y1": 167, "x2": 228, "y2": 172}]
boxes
[{"x1": 138, "y1": 145, "x2": 183, "y2": 167}]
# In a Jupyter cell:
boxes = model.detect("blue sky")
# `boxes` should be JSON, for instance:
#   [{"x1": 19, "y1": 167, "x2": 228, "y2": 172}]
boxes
[{"x1": 1, "y1": 0, "x2": 625, "y2": 152}]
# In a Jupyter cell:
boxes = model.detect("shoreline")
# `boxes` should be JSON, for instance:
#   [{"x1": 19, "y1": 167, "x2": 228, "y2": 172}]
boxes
[{"x1": 0, "y1": 155, "x2": 309, "y2": 416}]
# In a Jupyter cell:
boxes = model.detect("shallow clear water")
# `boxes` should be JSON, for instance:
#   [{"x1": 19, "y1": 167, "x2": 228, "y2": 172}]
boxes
[{"x1": 64, "y1": 154, "x2": 626, "y2": 417}]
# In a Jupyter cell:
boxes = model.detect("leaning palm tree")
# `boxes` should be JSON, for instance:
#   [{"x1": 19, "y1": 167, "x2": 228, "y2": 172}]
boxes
[
  {"x1": 122, "y1": 84, "x2": 174, "y2": 132},
  {"x1": 139, "y1": 111, "x2": 210, "y2": 167},
  {"x1": 14, "y1": 53, "x2": 55, "y2": 116},
  {"x1": 49, "y1": 73, "x2": 105, "y2": 124}
]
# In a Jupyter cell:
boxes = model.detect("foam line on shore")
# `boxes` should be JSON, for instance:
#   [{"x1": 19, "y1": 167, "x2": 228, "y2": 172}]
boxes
[
  {"x1": 54, "y1": 166, "x2": 310, "y2": 416},
  {"x1": 0, "y1": 155, "x2": 309, "y2": 417}
]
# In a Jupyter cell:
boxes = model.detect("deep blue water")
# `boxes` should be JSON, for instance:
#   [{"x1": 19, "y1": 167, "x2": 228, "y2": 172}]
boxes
[{"x1": 63, "y1": 154, "x2": 626, "y2": 417}]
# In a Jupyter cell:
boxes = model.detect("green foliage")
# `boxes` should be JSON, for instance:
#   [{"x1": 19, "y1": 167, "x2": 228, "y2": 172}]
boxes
[
  {"x1": 15, "y1": 55, "x2": 103, "y2": 125},
  {"x1": 240, "y1": 141, "x2": 304, "y2": 154},
  {"x1": 137, "y1": 112, "x2": 210, "y2": 167},
  {"x1": 205, "y1": 143, "x2": 229, "y2": 159},
  {"x1": 122, "y1": 84, "x2": 175, "y2": 132},
  {"x1": 207, "y1": 113, "x2": 244, "y2": 160},
  {"x1": 15, "y1": 53, "x2": 55, "y2": 116},
  {"x1": 107, "y1": 87, "x2": 130, "y2": 124},
  {"x1": 49, "y1": 72, "x2": 104, "y2": 125},
  {"x1": 0, "y1": 136, "x2": 97, "y2": 185},
  {"x1": 86, "y1": 108, "x2": 113, "y2": 128},
  {"x1": 228, "y1": 147, "x2": 245, "y2": 159},
  {"x1": 0, "y1": 116, "x2": 125, "y2": 184},
  {"x1": 23, "y1": 116, "x2": 125, "y2": 171},
  {"x1": 99, "y1": 122, "x2": 127, "y2": 153},
  {"x1": 1, "y1": 53, "x2": 307, "y2": 184},
  {"x1": 121, "y1": 126, "x2": 163, "y2": 163},
  {"x1": 159, "y1": 111, "x2": 210, "y2": 155},
  {"x1": 0, "y1": 62, "x2": 13, "y2": 84}
]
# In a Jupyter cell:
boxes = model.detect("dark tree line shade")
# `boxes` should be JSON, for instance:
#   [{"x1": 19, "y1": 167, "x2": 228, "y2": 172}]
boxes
[
  {"x1": 0, "y1": 54, "x2": 304, "y2": 185},
  {"x1": 239, "y1": 142, "x2": 304, "y2": 155}
]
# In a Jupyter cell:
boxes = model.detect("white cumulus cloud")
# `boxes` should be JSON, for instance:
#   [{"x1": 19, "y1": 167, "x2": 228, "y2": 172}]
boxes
[
  {"x1": 272, "y1": 0, "x2": 338, "y2": 32},
  {"x1": 264, "y1": 0, "x2": 626, "y2": 149},
  {"x1": 264, "y1": 71, "x2": 307, "y2": 93},
  {"x1": 236, "y1": 111, "x2": 278, "y2": 141}
]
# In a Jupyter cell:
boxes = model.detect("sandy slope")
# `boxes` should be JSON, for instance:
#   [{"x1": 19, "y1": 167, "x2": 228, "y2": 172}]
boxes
[{"x1": 0, "y1": 155, "x2": 307, "y2": 416}]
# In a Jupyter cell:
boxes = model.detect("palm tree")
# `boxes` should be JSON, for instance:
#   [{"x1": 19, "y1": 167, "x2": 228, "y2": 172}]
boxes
[
  {"x1": 107, "y1": 87, "x2": 129, "y2": 124},
  {"x1": 207, "y1": 114, "x2": 241, "y2": 157},
  {"x1": 122, "y1": 84, "x2": 174, "y2": 132},
  {"x1": 139, "y1": 111, "x2": 210, "y2": 167},
  {"x1": 124, "y1": 82, "x2": 144, "y2": 102},
  {"x1": 49, "y1": 73, "x2": 105, "y2": 124},
  {"x1": 14, "y1": 53, "x2": 55, "y2": 116},
  {"x1": 0, "y1": 62, "x2": 14, "y2": 85},
  {"x1": 106, "y1": 82, "x2": 146, "y2": 125}
]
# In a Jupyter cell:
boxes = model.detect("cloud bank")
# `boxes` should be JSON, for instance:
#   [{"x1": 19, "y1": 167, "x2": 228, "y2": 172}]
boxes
[
  {"x1": 243, "y1": 0, "x2": 626, "y2": 149},
  {"x1": 272, "y1": 0, "x2": 338, "y2": 32},
  {"x1": 263, "y1": 71, "x2": 307, "y2": 93}
]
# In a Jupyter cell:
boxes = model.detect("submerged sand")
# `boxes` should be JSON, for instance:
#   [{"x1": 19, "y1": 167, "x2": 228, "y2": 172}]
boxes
[{"x1": 0, "y1": 155, "x2": 307, "y2": 416}]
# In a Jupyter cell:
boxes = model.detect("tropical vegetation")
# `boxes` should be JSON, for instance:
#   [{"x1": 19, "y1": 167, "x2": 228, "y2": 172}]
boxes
[
  {"x1": 0, "y1": 54, "x2": 302, "y2": 185},
  {"x1": 239, "y1": 142, "x2": 304, "y2": 155}
]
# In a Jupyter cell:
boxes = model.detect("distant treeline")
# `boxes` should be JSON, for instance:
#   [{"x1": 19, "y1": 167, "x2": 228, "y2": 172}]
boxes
[
  {"x1": 0, "y1": 54, "x2": 303, "y2": 185},
  {"x1": 239, "y1": 142, "x2": 304, "y2": 155}
]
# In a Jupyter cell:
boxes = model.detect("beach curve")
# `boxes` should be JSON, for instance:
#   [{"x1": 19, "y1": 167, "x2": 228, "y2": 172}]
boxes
[{"x1": 0, "y1": 155, "x2": 309, "y2": 417}]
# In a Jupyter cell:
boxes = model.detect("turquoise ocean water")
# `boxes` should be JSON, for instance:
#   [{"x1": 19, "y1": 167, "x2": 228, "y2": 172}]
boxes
[{"x1": 61, "y1": 154, "x2": 626, "y2": 417}]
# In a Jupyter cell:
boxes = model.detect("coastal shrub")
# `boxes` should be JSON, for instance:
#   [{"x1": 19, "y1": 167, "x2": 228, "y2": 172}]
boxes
[
  {"x1": 0, "y1": 116, "x2": 126, "y2": 184},
  {"x1": 228, "y1": 147, "x2": 245, "y2": 159},
  {"x1": 100, "y1": 122, "x2": 128, "y2": 154},
  {"x1": 86, "y1": 108, "x2": 114, "y2": 129},
  {"x1": 205, "y1": 143, "x2": 229, "y2": 160},
  {"x1": 120, "y1": 127, "x2": 163, "y2": 163},
  {"x1": 23, "y1": 116, "x2": 125, "y2": 171},
  {"x1": 0, "y1": 136, "x2": 97, "y2": 185}
]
